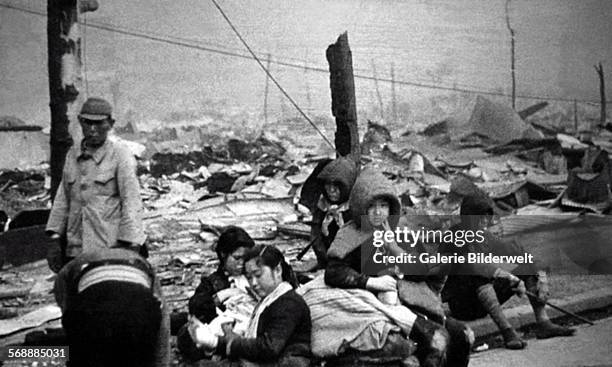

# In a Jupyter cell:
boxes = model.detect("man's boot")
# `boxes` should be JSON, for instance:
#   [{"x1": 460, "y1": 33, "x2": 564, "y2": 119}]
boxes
[{"x1": 500, "y1": 327, "x2": 527, "y2": 349}]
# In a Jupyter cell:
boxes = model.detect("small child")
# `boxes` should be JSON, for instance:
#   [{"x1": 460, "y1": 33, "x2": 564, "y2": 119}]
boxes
[
  {"x1": 325, "y1": 168, "x2": 458, "y2": 367},
  {"x1": 310, "y1": 156, "x2": 358, "y2": 268}
]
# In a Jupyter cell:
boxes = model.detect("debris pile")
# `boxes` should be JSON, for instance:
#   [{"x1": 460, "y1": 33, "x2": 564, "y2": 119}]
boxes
[
  {"x1": 0, "y1": 166, "x2": 50, "y2": 217},
  {"x1": 2, "y1": 95, "x2": 612, "y2": 349},
  {"x1": 366, "y1": 96, "x2": 612, "y2": 216}
]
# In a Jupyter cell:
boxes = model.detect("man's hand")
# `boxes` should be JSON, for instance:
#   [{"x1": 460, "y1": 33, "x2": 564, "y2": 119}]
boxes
[
  {"x1": 46, "y1": 233, "x2": 63, "y2": 273},
  {"x1": 494, "y1": 268, "x2": 517, "y2": 283},
  {"x1": 366, "y1": 275, "x2": 397, "y2": 292},
  {"x1": 494, "y1": 268, "x2": 525, "y2": 297}
]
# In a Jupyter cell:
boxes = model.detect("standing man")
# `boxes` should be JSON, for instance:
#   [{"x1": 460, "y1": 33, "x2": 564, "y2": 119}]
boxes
[{"x1": 46, "y1": 97, "x2": 146, "y2": 272}]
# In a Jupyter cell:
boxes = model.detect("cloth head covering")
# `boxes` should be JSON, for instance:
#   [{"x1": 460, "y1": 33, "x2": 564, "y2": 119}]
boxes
[{"x1": 317, "y1": 156, "x2": 358, "y2": 204}]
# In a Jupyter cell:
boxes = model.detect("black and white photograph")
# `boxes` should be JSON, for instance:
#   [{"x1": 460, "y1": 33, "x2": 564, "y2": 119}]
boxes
[{"x1": 1, "y1": 0, "x2": 611, "y2": 366}]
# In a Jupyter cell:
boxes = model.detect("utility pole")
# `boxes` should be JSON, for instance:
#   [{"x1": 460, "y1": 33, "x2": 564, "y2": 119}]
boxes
[
  {"x1": 574, "y1": 99, "x2": 579, "y2": 133},
  {"x1": 48, "y1": 0, "x2": 97, "y2": 200},
  {"x1": 326, "y1": 32, "x2": 360, "y2": 163},
  {"x1": 505, "y1": 0, "x2": 516, "y2": 109},
  {"x1": 595, "y1": 62, "x2": 606, "y2": 127},
  {"x1": 391, "y1": 63, "x2": 397, "y2": 124},
  {"x1": 371, "y1": 59, "x2": 385, "y2": 122}
]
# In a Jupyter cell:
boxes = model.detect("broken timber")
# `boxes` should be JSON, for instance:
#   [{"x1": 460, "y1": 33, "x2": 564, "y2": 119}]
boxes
[
  {"x1": 518, "y1": 102, "x2": 548, "y2": 120},
  {"x1": 326, "y1": 32, "x2": 360, "y2": 163}
]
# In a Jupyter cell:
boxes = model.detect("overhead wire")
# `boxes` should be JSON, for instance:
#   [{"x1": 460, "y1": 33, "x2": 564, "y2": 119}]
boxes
[
  {"x1": 0, "y1": 1, "x2": 609, "y2": 105},
  {"x1": 209, "y1": 0, "x2": 336, "y2": 150}
]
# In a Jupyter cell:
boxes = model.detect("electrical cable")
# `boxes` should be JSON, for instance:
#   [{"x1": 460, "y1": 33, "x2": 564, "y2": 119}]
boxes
[{"x1": 209, "y1": 0, "x2": 336, "y2": 150}]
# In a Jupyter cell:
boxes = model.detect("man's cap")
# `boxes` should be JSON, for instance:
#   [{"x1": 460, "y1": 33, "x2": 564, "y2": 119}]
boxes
[{"x1": 79, "y1": 97, "x2": 112, "y2": 121}]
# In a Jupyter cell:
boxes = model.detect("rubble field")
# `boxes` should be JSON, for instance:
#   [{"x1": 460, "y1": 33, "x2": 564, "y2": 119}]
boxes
[{"x1": 2, "y1": 98, "x2": 612, "y2": 365}]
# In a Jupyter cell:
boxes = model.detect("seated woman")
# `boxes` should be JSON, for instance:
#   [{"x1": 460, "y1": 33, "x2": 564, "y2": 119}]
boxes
[
  {"x1": 177, "y1": 226, "x2": 257, "y2": 361},
  {"x1": 442, "y1": 195, "x2": 575, "y2": 349},
  {"x1": 310, "y1": 156, "x2": 358, "y2": 268},
  {"x1": 189, "y1": 245, "x2": 312, "y2": 367},
  {"x1": 325, "y1": 168, "x2": 460, "y2": 367}
]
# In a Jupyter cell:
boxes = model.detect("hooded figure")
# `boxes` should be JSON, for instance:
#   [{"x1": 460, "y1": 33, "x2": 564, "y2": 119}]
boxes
[
  {"x1": 324, "y1": 168, "x2": 456, "y2": 367},
  {"x1": 310, "y1": 156, "x2": 358, "y2": 268},
  {"x1": 325, "y1": 168, "x2": 403, "y2": 287}
]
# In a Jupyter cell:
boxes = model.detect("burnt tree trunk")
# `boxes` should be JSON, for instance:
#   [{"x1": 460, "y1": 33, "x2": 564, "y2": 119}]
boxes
[
  {"x1": 48, "y1": 0, "x2": 81, "y2": 200},
  {"x1": 595, "y1": 62, "x2": 606, "y2": 126},
  {"x1": 326, "y1": 32, "x2": 360, "y2": 162}
]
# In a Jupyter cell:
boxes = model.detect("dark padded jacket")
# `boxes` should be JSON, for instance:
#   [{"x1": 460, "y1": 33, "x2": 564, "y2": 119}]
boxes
[
  {"x1": 218, "y1": 290, "x2": 312, "y2": 366},
  {"x1": 188, "y1": 268, "x2": 232, "y2": 322},
  {"x1": 325, "y1": 168, "x2": 409, "y2": 289}
]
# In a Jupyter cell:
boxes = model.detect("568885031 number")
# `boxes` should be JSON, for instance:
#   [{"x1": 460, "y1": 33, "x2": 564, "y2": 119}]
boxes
[{"x1": 0, "y1": 346, "x2": 69, "y2": 361}]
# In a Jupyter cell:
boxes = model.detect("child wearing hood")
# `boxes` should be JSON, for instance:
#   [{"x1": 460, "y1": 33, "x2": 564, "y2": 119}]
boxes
[
  {"x1": 325, "y1": 168, "x2": 461, "y2": 367},
  {"x1": 310, "y1": 156, "x2": 358, "y2": 268}
]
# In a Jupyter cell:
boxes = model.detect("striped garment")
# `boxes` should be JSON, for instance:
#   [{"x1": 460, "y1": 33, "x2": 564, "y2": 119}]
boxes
[{"x1": 77, "y1": 264, "x2": 151, "y2": 293}]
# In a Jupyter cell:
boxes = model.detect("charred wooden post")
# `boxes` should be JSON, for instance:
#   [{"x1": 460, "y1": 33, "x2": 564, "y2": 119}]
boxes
[
  {"x1": 595, "y1": 62, "x2": 606, "y2": 126},
  {"x1": 48, "y1": 0, "x2": 81, "y2": 200},
  {"x1": 326, "y1": 32, "x2": 360, "y2": 162},
  {"x1": 518, "y1": 101, "x2": 548, "y2": 120}
]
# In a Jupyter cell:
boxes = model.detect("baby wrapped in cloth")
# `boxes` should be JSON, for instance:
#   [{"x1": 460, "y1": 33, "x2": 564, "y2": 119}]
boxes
[{"x1": 190, "y1": 275, "x2": 258, "y2": 353}]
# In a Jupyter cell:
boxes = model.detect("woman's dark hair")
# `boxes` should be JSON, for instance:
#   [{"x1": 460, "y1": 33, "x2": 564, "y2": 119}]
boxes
[
  {"x1": 243, "y1": 245, "x2": 299, "y2": 289},
  {"x1": 215, "y1": 226, "x2": 255, "y2": 266}
]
